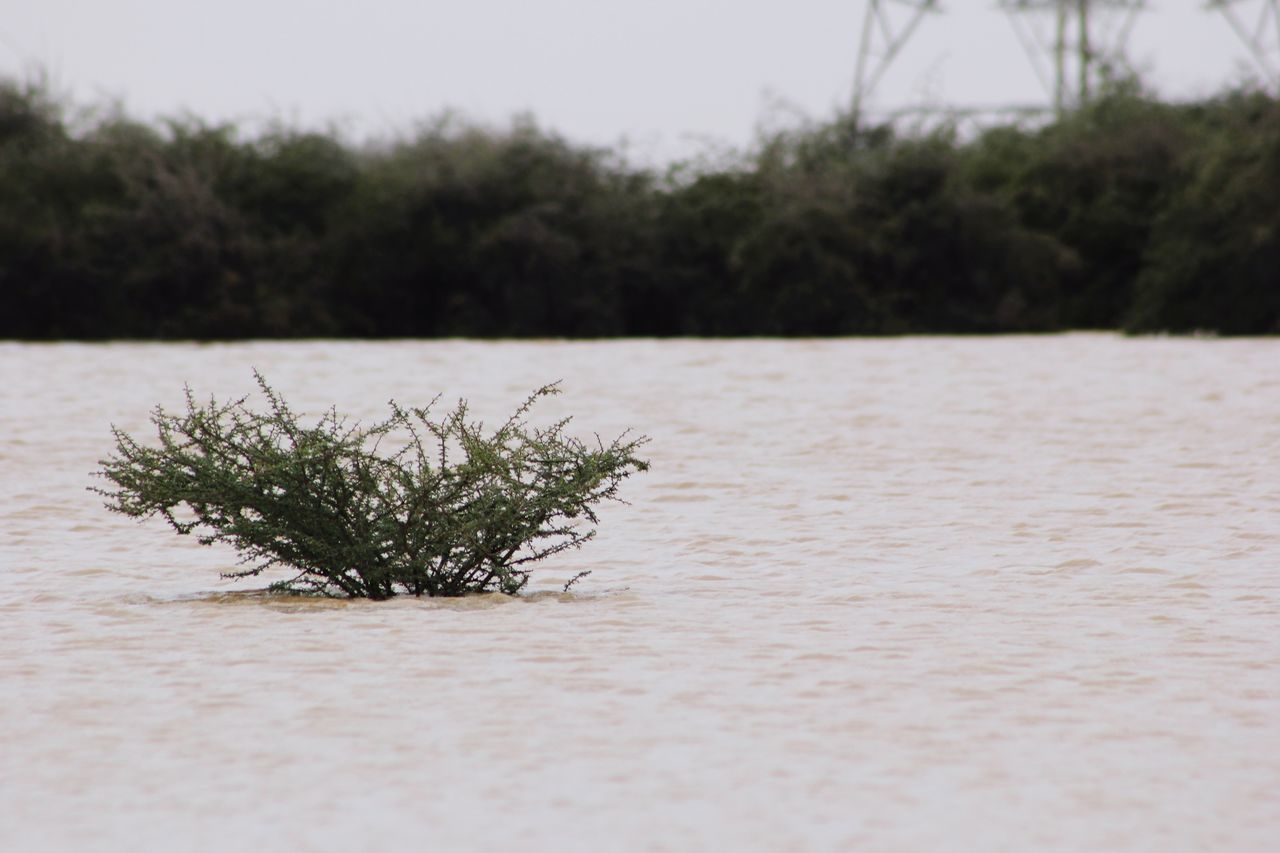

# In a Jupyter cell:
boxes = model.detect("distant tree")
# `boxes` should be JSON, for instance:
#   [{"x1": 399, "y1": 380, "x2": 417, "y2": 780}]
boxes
[{"x1": 1128, "y1": 90, "x2": 1280, "y2": 334}]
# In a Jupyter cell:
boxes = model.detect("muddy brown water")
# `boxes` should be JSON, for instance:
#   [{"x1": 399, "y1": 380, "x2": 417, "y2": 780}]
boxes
[{"x1": 2, "y1": 336, "x2": 1278, "y2": 851}]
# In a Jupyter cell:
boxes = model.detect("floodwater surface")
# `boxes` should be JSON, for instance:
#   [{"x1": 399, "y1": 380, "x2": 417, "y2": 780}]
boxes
[{"x1": 2, "y1": 336, "x2": 1278, "y2": 851}]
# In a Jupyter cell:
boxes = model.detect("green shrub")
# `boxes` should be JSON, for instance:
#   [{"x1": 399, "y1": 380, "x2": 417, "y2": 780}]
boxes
[{"x1": 94, "y1": 374, "x2": 649, "y2": 598}]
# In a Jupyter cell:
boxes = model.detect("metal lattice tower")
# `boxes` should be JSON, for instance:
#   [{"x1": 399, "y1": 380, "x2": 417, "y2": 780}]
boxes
[
  {"x1": 852, "y1": 1, "x2": 941, "y2": 118},
  {"x1": 999, "y1": 1, "x2": 1145, "y2": 115},
  {"x1": 851, "y1": 2, "x2": 1279, "y2": 123},
  {"x1": 1209, "y1": 0, "x2": 1280, "y2": 88}
]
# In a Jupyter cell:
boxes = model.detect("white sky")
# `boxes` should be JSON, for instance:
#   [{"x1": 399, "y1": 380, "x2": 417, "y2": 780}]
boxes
[{"x1": 1, "y1": 1, "x2": 1273, "y2": 161}]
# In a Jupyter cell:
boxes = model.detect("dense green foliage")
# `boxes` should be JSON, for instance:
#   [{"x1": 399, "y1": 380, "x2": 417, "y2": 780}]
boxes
[
  {"x1": 95, "y1": 375, "x2": 649, "y2": 598},
  {"x1": 3, "y1": 75, "x2": 1277, "y2": 337}
]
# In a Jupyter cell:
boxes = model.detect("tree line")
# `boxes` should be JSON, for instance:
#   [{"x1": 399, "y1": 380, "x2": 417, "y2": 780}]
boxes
[{"x1": 2, "y1": 75, "x2": 1277, "y2": 338}]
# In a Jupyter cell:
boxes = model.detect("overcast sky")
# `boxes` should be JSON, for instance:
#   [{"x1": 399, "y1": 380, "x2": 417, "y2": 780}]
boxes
[{"x1": 2, "y1": 1, "x2": 1272, "y2": 161}]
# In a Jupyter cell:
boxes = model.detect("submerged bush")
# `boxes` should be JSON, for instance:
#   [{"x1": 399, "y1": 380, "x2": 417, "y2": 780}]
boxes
[{"x1": 95, "y1": 374, "x2": 649, "y2": 598}]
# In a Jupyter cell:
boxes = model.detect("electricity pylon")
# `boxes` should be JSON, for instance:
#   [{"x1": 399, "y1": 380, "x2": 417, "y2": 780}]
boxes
[
  {"x1": 1208, "y1": 0, "x2": 1280, "y2": 88},
  {"x1": 852, "y1": 1, "x2": 941, "y2": 118},
  {"x1": 999, "y1": 1, "x2": 1145, "y2": 115}
]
